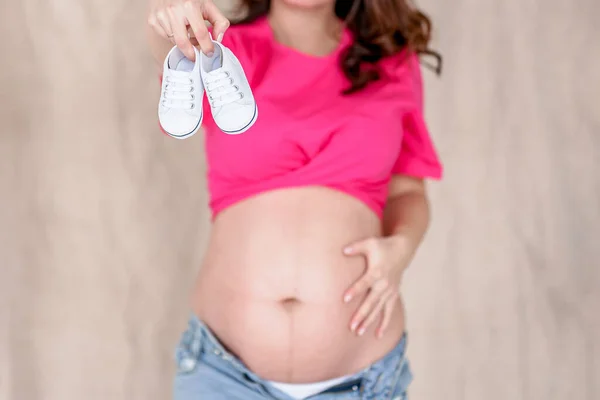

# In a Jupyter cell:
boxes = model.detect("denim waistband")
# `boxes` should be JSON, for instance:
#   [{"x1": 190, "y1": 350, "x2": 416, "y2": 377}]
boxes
[
  {"x1": 177, "y1": 314, "x2": 411, "y2": 399},
  {"x1": 180, "y1": 315, "x2": 266, "y2": 382}
]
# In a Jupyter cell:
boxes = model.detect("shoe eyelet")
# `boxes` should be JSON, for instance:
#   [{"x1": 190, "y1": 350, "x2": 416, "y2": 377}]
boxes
[
  {"x1": 190, "y1": 103, "x2": 195, "y2": 109},
  {"x1": 190, "y1": 94, "x2": 195, "y2": 100},
  {"x1": 239, "y1": 92, "x2": 244, "y2": 99},
  {"x1": 188, "y1": 78, "x2": 193, "y2": 84},
  {"x1": 233, "y1": 85, "x2": 239, "y2": 91},
  {"x1": 224, "y1": 71, "x2": 230, "y2": 77}
]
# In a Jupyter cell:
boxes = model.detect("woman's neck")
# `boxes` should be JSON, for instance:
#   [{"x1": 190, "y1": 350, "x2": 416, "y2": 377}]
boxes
[{"x1": 268, "y1": 0, "x2": 342, "y2": 57}]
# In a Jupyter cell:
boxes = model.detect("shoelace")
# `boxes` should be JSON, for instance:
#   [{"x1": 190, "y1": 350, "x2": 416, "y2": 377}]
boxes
[
  {"x1": 205, "y1": 70, "x2": 243, "y2": 108},
  {"x1": 162, "y1": 75, "x2": 196, "y2": 110}
]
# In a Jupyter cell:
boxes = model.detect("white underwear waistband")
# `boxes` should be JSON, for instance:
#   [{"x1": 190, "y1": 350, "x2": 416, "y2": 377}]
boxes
[{"x1": 267, "y1": 374, "x2": 354, "y2": 399}]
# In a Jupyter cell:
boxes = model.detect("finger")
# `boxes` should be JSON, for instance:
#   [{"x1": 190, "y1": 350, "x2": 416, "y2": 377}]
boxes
[
  {"x1": 377, "y1": 293, "x2": 397, "y2": 339},
  {"x1": 202, "y1": 1, "x2": 230, "y2": 42},
  {"x1": 167, "y1": 7, "x2": 196, "y2": 60},
  {"x1": 155, "y1": 11, "x2": 175, "y2": 43},
  {"x1": 184, "y1": 2, "x2": 214, "y2": 55},
  {"x1": 148, "y1": 13, "x2": 171, "y2": 41},
  {"x1": 344, "y1": 273, "x2": 377, "y2": 303},
  {"x1": 343, "y1": 238, "x2": 375, "y2": 257},
  {"x1": 357, "y1": 291, "x2": 394, "y2": 337},
  {"x1": 349, "y1": 284, "x2": 388, "y2": 333},
  {"x1": 344, "y1": 271, "x2": 387, "y2": 303},
  {"x1": 186, "y1": 27, "x2": 200, "y2": 46}
]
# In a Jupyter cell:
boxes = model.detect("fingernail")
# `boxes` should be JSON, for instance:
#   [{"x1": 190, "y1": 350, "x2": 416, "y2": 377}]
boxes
[
  {"x1": 205, "y1": 51, "x2": 214, "y2": 57},
  {"x1": 350, "y1": 321, "x2": 358, "y2": 331},
  {"x1": 343, "y1": 247, "x2": 352, "y2": 255},
  {"x1": 344, "y1": 294, "x2": 352, "y2": 303},
  {"x1": 217, "y1": 33, "x2": 224, "y2": 43},
  {"x1": 358, "y1": 327, "x2": 366, "y2": 336}
]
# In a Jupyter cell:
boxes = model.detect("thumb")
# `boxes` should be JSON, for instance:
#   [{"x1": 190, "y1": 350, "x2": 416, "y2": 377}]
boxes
[{"x1": 343, "y1": 238, "x2": 374, "y2": 256}]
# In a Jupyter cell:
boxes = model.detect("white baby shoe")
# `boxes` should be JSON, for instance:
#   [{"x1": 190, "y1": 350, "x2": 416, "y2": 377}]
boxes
[
  {"x1": 200, "y1": 41, "x2": 258, "y2": 134},
  {"x1": 158, "y1": 46, "x2": 204, "y2": 139}
]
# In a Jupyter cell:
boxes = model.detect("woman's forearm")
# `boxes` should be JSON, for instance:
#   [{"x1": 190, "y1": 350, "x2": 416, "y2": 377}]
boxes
[{"x1": 382, "y1": 191, "x2": 431, "y2": 256}]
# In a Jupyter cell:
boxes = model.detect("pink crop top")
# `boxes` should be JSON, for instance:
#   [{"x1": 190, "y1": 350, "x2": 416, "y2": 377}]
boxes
[{"x1": 186, "y1": 18, "x2": 442, "y2": 219}]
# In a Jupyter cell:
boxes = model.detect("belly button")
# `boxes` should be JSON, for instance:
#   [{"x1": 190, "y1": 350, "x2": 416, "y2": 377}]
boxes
[{"x1": 279, "y1": 297, "x2": 301, "y2": 311}]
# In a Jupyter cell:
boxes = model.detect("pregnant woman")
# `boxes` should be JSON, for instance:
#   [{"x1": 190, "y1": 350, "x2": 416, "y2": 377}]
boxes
[{"x1": 147, "y1": 0, "x2": 443, "y2": 398}]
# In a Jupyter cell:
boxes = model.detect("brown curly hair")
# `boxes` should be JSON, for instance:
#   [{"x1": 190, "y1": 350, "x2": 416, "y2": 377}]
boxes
[{"x1": 232, "y1": 0, "x2": 442, "y2": 94}]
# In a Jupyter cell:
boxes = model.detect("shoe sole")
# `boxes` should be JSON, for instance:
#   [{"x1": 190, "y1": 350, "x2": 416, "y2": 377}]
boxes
[
  {"x1": 160, "y1": 111, "x2": 203, "y2": 140},
  {"x1": 220, "y1": 104, "x2": 258, "y2": 135}
]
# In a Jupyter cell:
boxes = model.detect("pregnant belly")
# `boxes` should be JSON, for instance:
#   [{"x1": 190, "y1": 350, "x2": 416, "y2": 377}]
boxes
[{"x1": 190, "y1": 187, "x2": 406, "y2": 382}]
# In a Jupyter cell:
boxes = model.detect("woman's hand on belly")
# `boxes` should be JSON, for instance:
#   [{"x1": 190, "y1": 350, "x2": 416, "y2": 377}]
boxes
[{"x1": 342, "y1": 235, "x2": 412, "y2": 338}]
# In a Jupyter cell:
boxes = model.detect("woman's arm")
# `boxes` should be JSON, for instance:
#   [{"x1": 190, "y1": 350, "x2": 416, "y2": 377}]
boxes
[
  {"x1": 342, "y1": 175, "x2": 431, "y2": 337},
  {"x1": 382, "y1": 175, "x2": 430, "y2": 258}
]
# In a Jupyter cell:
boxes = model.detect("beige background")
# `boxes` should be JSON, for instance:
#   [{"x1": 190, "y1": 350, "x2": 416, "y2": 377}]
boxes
[{"x1": 1, "y1": 0, "x2": 599, "y2": 399}]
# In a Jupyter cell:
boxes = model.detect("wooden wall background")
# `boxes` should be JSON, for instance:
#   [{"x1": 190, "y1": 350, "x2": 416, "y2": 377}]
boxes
[{"x1": 1, "y1": 0, "x2": 598, "y2": 399}]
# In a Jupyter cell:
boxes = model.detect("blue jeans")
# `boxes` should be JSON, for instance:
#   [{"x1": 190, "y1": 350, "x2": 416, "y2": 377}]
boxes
[{"x1": 173, "y1": 315, "x2": 413, "y2": 399}]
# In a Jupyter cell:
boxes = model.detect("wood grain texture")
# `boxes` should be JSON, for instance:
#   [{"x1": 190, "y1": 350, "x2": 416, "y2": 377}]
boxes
[{"x1": 1, "y1": 0, "x2": 598, "y2": 399}]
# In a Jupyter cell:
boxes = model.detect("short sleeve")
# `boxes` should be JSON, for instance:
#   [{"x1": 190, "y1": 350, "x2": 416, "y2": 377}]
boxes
[{"x1": 388, "y1": 53, "x2": 443, "y2": 180}]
